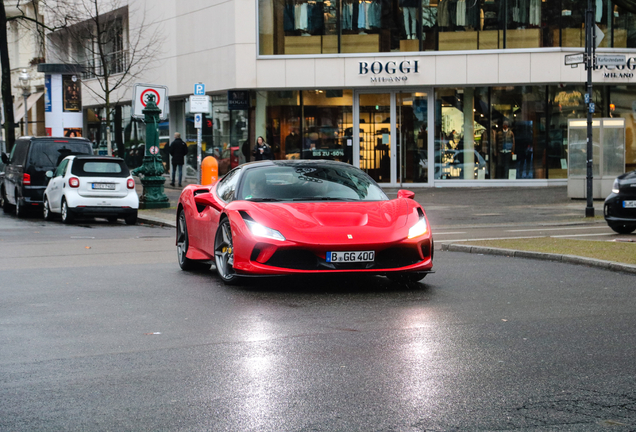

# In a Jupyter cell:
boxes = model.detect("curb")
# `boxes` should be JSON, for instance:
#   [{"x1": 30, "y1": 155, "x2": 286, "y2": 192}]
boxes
[
  {"x1": 440, "y1": 243, "x2": 636, "y2": 275},
  {"x1": 137, "y1": 214, "x2": 176, "y2": 228}
]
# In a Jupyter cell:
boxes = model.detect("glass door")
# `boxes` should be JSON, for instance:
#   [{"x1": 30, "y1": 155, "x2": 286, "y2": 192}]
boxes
[
  {"x1": 354, "y1": 90, "x2": 430, "y2": 185},
  {"x1": 357, "y1": 93, "x2": 393, "y2": 183},
  {"x1": 397, "y1": 92, "x2": 428, "y2": 184}
]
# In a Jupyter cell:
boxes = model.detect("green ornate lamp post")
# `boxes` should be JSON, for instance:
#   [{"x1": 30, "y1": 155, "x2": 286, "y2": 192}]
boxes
[{"x1": 132, "y1": 94, "x2": 170, "y2": 209}]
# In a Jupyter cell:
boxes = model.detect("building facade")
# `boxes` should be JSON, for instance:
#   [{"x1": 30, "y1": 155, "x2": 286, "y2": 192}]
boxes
[
  {"x1": 2, "y1": 1, "x2": 47, "y2": 143},
  {"x1": 51, "y1": 0, "x2": 636, "y2": 186}
]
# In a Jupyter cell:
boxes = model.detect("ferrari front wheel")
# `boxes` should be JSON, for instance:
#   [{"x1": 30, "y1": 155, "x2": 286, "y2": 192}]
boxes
[
  {"x1": 177, "y1": 210, "x2": 210, "y2": 271},
  {"x1": 214, "y1": 218, "x2": 238, "y2": 284}
]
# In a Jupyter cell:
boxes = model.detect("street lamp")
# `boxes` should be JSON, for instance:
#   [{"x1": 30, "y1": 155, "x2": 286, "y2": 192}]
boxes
[{"x1": 18, "y1": 69, "x2": 31, "y2": 136}]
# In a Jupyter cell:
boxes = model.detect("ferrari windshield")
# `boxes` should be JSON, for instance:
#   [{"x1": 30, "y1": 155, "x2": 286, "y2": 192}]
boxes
[{"x1": 239, "y1": 164, "x2": 388, "y2": 201}]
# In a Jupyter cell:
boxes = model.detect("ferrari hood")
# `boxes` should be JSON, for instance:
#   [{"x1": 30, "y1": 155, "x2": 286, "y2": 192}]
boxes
[{"x1": 242, "y1": 200, "x2": 412, "y2": 242}]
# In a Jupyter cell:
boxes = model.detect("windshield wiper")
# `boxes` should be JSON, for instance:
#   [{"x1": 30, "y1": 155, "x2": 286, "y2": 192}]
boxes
[
  {"x1": 245, "y1": 197, "x2": 282, "y2": 202},
  {"x1": 292, "y1": 197, "x2": 358, "y2": 201}
]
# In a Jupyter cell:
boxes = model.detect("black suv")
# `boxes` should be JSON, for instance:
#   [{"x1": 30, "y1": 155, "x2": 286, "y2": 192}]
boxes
[{"x1": 1, "y1": 137, "x2": 93, "y2": 217}]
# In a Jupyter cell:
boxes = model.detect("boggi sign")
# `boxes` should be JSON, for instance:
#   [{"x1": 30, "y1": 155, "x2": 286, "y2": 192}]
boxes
[{"x1": 359, "y1": 60, "x2": 419, "y2": 83}]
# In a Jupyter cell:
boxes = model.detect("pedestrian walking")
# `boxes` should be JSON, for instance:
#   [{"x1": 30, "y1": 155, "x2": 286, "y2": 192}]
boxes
[
  {"x1": 252, "y1": 136, "x2": 273, "y2": 161},
  {"x1": 169, "y1": 132, "x2": 188, "y2": 187}
]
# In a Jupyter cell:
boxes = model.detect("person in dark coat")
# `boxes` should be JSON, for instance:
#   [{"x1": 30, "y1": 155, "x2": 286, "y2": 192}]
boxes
[
  {"x1": 252, "y1": 136, "x2": 273, "y2": 161},
  {"x1": 169, "y1": 132, "x2": 188, "y2": 187}
]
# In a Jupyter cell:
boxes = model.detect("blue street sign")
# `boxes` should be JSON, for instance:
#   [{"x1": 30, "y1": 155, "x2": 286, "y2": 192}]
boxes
[
  {"x1": 194, "y1": 83, "x2": 205, "y2": 95},
  {"x1": 589, "y1": 102, "x2": 595, "y2": 113}
]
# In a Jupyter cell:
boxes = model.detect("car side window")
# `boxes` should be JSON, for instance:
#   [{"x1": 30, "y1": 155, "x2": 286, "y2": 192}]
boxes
[
  {"x1": 10, "y1": 141, "x2": 29, "y2": 165},
  {"x1": 55, "y1": 160, "x2": 69, "y2": 177},
  {"x1": 216, "y1": 168, "x2": 242, "y2": 202}
]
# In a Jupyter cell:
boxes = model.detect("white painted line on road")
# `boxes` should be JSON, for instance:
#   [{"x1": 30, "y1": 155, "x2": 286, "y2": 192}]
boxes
[
  {"x1": 550, "y1": 233, "x2": 615, "y2": 238},
  {"x1": 433, "y1": 232, "x2": 467, "y2": 235},
  {"x1": 507, "y1": 226, "x2": 609, "y2": 232},
  {"x1": 438, "y1": 236, "x2": 545, "y2": 243}
]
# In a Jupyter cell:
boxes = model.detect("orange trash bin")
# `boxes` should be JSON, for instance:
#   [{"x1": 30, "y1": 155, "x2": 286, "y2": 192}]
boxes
[{"x1": 201, "y1": 156, "x2": 218, "y2": 185}]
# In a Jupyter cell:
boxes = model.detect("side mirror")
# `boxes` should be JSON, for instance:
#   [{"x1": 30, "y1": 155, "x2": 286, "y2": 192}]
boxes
[
  {"x1": 194, "y1": 192, "x2": 222, "y2": 211},
  {"x1": 1, "y1": 152, "x2": 8, "y2": 164},
  {"x1": 46, "y1": 171, "x2": 54, "y2": 178},
  {"x1": 397, "y1": 189, "x2": 415, "y2": 200}
]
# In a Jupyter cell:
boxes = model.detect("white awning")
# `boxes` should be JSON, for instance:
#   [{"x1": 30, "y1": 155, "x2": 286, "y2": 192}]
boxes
[{"x1": 14, "y1": 92, "x2": 43, "y2": 123}]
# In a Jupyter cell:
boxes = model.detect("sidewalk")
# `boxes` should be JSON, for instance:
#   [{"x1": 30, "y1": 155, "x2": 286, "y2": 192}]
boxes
[{"x1": 137, "y1": 177, "x2": 604, "y2": 229}]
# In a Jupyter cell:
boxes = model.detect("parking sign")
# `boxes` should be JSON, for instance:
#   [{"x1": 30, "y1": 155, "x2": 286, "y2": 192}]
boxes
[
  {"x1": 194, "y1": 113, "x2": 202, "y2": 129},
  {"x1": 194, "y1": 83, "x2": 205, "y2": 95}
]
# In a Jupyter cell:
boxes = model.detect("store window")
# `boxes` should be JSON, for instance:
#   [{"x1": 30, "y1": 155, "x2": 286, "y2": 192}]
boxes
[
  {"x1": 435, "y1": 86, "x2": 547, "y2": 180},
  {"x1": 609, "y1": 85, "x2": 636, "y2": 172},
  {"x1": 547, "y1": 85, "x2": 605, "y2": 178},
  {"x1": 262, "y1": 90, "x2": 353, "y2": 163},
  {"x1": 184, "y1": 94, "x2": 249, "y2": 178},
  {"x1": 259, "y1": 0, "x2": 635, "y2": 53}
]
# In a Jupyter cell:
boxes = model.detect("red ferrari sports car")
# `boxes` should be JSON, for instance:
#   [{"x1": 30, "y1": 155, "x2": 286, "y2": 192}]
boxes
[{"x1": 176, "y1": 160, "x2": 433, "y2": 284}]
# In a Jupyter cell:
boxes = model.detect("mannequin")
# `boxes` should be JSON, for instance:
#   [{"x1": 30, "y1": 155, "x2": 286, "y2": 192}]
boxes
[{"x1": 496, "y1": 120, "x2": 515, "y2": 178}]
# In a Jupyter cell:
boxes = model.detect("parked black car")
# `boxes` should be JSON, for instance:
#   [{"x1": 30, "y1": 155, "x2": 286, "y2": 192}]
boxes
[
  {"x1": 604, "y1": 169, "x2": 636, "y2": 234},
  {"x1": 1, "y1": 137, "x2": 93, "y2": 217}
]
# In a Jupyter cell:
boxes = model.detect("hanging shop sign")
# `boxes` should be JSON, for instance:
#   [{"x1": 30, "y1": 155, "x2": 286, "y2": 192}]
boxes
[
  {"x1": 228, "y1": 90, "x2": 250, "y2": 110},
  {"x1": 358, "y1": 60, "x2": 419, "y2": 83}
]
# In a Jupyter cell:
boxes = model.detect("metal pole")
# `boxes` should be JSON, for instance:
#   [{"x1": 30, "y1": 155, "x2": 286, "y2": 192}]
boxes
[
  {"x1": 23, "y1": 91, "x2": 28, "y2": 136},
  {"x1": 585, "y1": 0, "x2": 594, "y2": 217},
  {"x1": 197, "y1": 123, "x2": 202, "y2": 184}
]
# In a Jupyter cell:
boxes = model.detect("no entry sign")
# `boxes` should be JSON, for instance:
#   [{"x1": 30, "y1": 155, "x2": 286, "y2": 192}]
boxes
[{"x1": 132, "y1": 83, "x2": 169, "y2": 120}]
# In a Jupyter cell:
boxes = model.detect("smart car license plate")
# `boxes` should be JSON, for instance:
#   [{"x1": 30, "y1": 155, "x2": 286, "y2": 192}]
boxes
[
  {"x1": 326, "y1": 251, "x2": 375, "y2": 263},
  {"x1": 92, "y1": 183, "x2": 115, "y2": 190},
  {"x1": 623, "y1": 200, "x2": 636, "y2": 208}
]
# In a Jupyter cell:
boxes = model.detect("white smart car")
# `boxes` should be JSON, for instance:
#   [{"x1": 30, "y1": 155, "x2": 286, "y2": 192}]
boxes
[{"x1": 43, "y1": 155, "x2": 139, "y2": 224}]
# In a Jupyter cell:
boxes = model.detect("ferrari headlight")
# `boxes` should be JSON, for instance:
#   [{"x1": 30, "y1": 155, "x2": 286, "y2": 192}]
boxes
[
  {"x1": 244, "y1": 220, "x2": 285, "y2": 241},
  {"x1": 612, "y1": 179, "x2": 620, "y2": 194},
  {"x1": 408, "y1": 218, "x2": 428, "y2": 239}
]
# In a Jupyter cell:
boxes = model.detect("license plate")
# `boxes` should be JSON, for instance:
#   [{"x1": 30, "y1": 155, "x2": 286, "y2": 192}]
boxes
[
  {"x1": 92, "y1": 183, "x2": 115, "y2": 190},
  {"x1": 326, "y1": 251, "x2": 375, "y2": 263},
  {"x1": 624, "y1": 200, "x2": 636, "y2": 208}
]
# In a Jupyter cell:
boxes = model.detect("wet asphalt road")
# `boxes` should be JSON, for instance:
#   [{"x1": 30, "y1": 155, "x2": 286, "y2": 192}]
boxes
[{"x1": 1, "y1": 214, "x2": 636, "y2": 431}]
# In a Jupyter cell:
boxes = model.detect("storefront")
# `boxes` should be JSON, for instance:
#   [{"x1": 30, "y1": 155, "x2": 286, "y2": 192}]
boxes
[{"x1": 247, "y1": 56, "x2": 635, "y2": 187}]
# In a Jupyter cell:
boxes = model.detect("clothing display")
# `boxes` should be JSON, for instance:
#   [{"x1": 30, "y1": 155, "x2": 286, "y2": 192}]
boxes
[
  {"x1": 422, "y1": 3, "x2": 438, "y2": 28},
  {"x1": 438, "y1": 0, "x2": 450, "y2": 26},
  {"x1": 403, "y1": 7, "x2": 418, "y2": 38},
  {"x1": 284, "y1": 1, "x2": 325, "y2": 34},
  {"x1": 342, "y1": 2, "x2": 354, "y2": 29},
  {"x1": 358, "y1": 0, "x2": 381, "y2": 30},
  {"x1": 456, "y1": 0, "x2": 466, "y2": 26}
]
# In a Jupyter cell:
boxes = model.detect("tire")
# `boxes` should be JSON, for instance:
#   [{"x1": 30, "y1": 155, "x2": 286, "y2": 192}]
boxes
[
  {"x1": 176, "y1": 210, "x2": 210, "y2": 271},
  {"x1": 61, "y1": 199, "x2": 74, "y2": 224},
  {"x1": 15, "y1": 195, "x2": 26, "y2": 218},
  {"x1": 124, "y1": 211, "x2": 138, "y2": 226},
  {"x1": 43, "y1": 197, "x2": 54, "y2": 221},
  {"x1": 107, "y1": 216, "x2": 118, "y2": 223},
  {"x1": 387, "y1": 273, "x2": 427, "y2": 284},
  {"x1": 609, "y1": 223, "x2": 636, "y2": 235},
  {"x1": 2, "y1": 187, "x2": 14, "y2": 214},
  {"x1": 214, "y1": 218, "x2": 238, "y2": 284}
]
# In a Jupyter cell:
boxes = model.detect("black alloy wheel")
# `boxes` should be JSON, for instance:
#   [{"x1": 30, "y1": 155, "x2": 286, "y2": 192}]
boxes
[
  {"x1": 214, "y1": 218, "x2": 238, "y2": 284},
  {"x1": 609, "y1": 223, "x2": 636, "y2": 234},
  {"x1": 176, "y1": 210, "x2": 210, "y2": 271},
  {"x1": 61, "y1": 199, "x2": 74, "y2": 224},
  {"x1": 43, "y1": 197, "x2": 54, "y2": 221}
]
